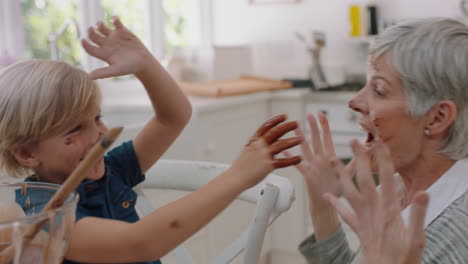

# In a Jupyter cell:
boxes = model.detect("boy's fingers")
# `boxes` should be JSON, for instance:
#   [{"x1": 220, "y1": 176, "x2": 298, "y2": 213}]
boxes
[
  {"x1": 273, "y1": 156, "x2": 301, "y2": 168},
  {"x1": 81, "y1": 39, "x2": 100, "y2": 58},
  {"x1": 88, "y1": 66, "x2": 125, "y2": 80},
  {"x1": 264, "y1": 121, "x2": 298, "y2": 144},
  {"x1": 252, "y1": 115, "x2": 287, "y2": 138},
  {"x1": 96, "y1": 21, "x2": 111, "y2": 36},
  {"x1": 88, "y1": 68, "x2": 110, "y2": 80},
  {"x1": 112, "y1": 16, "x2": 125, "y2": 29},
  {"x1": 270, "y1": 137, "x2": 301, "y2": 155},
  {"x1": 87, "y1": 27, "x2": 105, "y2": 46}
]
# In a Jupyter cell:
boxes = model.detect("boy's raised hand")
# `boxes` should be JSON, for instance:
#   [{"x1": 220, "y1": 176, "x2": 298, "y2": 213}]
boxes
[
  {"x1": 81, "y1": 16, "x2": 153, "y2": 80},
  {"x1": 229, "y1": 114, "x2": 302, "y2": 190}
]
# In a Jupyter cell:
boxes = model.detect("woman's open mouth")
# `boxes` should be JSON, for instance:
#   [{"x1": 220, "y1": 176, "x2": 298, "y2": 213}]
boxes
[
  {"x1": 366, "y1": 132, "x2": 375, "y2": 147},
  {"x1": 360, "y1": 125, "x2": 375, "y2": 147}
]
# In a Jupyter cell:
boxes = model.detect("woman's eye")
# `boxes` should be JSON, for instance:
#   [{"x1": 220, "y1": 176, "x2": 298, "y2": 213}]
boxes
[
  {"x1": 95, "y1": 115, "x2": 103, "y2": 123},
  {"x1": 375, "y1": 84, "x2": 385, "y2": 97}
]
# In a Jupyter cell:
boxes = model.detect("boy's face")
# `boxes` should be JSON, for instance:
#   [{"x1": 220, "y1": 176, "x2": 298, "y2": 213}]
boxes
[{"x1": 29, "y1": 104, "x2": 108, "y2": 184}]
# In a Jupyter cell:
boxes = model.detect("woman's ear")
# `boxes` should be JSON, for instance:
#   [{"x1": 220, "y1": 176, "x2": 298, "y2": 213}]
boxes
[
  {"x1": 425, "y1": 100, "x2": 457, "y2": 136},
  {"x1": 10, "y1": 146, "x2": 40, "y2": 168}
]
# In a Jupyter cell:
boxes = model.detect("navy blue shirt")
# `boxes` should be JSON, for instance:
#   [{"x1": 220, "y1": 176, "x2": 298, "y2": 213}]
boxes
[{"x1": 19, "y1": 141, "x2": 161, "y2": 264}]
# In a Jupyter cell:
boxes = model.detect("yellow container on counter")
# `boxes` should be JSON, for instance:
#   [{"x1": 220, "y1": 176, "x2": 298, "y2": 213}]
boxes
[{"x1": 349, "y1": 4, "x2": 362, "y2": 37}]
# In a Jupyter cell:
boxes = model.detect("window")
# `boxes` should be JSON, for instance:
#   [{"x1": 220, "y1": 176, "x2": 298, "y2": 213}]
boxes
[
  {"x1": 99, "y1": 0, "x2": 151, "y2": 80},
  {"x1": 163, "y1": 0, "x2": 188, "y2": 55},
  {"x1": 1, "y1": 0, "x2": 209, "y2": 69},
  {"x1": 21, "y1": 0, "x2": 80, "y2": 65},
  {"x1": 101, "y1": 0, "x2": 148, "y2": 47}
]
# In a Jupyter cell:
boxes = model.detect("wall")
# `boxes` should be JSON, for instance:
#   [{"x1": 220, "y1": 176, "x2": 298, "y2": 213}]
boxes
[
  {"x1": 211, "y1": 0, "x2": 463, "y2": 80},
  {"x1": 380, "y1": 0, "x2": 461, "y2": 19}
]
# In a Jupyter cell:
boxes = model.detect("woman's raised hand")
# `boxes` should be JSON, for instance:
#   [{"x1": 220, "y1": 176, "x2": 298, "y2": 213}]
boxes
[
  {"x1": 324, "y1": 139, "x2": 428, "y2": 264},
  {"x1": 285, "y1": 113, "x2": 353, "y2": 207}
]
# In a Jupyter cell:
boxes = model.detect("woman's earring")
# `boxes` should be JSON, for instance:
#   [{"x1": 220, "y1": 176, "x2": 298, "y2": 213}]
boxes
[{"x1": 424, "y1": 129, "x2": 430, "y2": 136}]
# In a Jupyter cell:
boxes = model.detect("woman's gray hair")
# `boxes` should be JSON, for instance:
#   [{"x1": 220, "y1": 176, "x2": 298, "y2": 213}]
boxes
[{"x1": 370, "y1": 17, "x2": 468, "y2": 160}]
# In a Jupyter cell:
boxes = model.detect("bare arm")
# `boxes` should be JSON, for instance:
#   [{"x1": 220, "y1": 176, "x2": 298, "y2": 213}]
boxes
[
  {"x1": 66, "y1": 169, "x2": 247, "y2": 263},
  {"x1": 82, "y1": 17, "x2": 192, "y2": 173},
  {"x1": 65, "y1": 115, "x2": 302, "y2": 263},
  {"x1": 133, "y1": 59, "x2": 192, "y2": 173}
]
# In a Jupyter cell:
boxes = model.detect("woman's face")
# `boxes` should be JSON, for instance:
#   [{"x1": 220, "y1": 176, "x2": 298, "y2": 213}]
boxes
[{"x1": 348, "y1": 54, "x2": 426, "y2": 170}]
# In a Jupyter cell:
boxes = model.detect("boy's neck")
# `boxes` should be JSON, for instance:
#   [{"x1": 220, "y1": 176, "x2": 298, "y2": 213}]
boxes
[{"x1": 31, "y1": 173, "x2": 66, "y2": 184}]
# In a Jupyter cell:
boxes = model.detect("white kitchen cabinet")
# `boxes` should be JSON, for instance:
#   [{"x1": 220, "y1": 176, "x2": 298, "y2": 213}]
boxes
[
  {"x1": 182, "y1": 94, "x2": 271, "y2": 163},
  {"x1": 101, "y1": 86, "x2": 357, "y2": 263}
]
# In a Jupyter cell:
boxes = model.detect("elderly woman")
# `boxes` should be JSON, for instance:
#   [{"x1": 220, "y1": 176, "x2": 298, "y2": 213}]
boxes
[{"x1": 292, "y1": 17, "x2": 468, "y2": 263}]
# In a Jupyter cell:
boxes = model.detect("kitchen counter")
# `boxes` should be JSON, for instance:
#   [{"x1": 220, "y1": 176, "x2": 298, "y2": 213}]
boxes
[
  {"x1": 100, "y1": 84, "x2": 361, "y2": 159},
  {"x1": 102, "y1": 87, "x2": 312, "y2": 114}
]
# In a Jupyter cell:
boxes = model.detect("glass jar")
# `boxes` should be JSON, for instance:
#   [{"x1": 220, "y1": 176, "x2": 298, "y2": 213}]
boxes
[{"x1": 0, "y1": 182, "x2": 78, "y2": 264}]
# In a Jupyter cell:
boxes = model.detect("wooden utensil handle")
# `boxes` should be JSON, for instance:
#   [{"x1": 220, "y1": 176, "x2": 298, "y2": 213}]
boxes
[{"x1": 42, "y1": 127, "x2": 123, "y2": 211}]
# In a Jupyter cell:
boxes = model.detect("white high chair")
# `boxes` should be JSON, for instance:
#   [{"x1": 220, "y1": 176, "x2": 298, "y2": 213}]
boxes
[{"x1": 134, "y1": 159, "x2": 295, "y2": 264}]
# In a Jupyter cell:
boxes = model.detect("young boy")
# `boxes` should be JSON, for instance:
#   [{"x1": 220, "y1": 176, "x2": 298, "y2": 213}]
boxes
[{"x1": 0, "y1": 17, "x2": 302, "y2": 263}]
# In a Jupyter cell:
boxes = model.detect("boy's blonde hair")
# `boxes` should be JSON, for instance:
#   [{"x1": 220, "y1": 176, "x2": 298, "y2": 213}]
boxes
[{"x1": 0, "y1": 59, "x2": 101, "y2": 177}]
